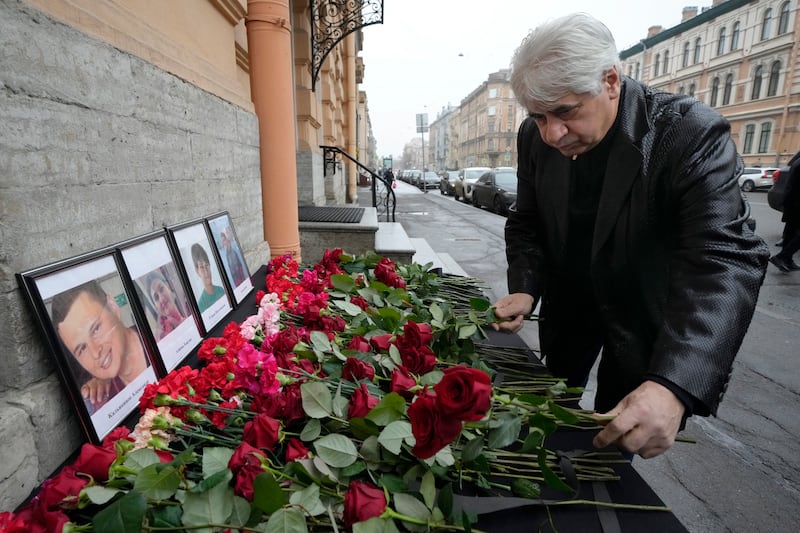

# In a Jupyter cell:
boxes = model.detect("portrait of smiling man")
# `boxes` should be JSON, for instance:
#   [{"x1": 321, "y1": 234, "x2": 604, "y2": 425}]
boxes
[{"x1": 492, "y1": 13, "x2": 769, "y2": 459}]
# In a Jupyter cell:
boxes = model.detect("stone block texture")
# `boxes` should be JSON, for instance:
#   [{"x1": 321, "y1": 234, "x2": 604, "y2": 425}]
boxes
[{"x1": 0, "y1": 0, "x2": 265, "y2": 508}]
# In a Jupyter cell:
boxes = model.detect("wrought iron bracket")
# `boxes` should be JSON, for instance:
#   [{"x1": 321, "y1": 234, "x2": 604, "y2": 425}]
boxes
[{"x1": 310, "y1": 0, "x2": 384, "y2": 91}]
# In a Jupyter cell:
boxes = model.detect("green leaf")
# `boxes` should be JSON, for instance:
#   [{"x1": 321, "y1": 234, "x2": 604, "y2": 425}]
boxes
[
  {"x1": 133, "y1": 463, "x2": 181, "y2": 501},
  {"x1": 437, "y1": 483, "x2": 453, "y2": 520},
  {"x1": 202, "y1": 447, "x2": 234, "y2": 478},
  {"x1": 470, "y1": 297, "x2": 491, "y2": 311},
  {"x1": 148, "y1": 504, "x2": 183, "y2": 528},
  {"x1": 353, "y1": 516, "x2": 402, "y2": 533},
  {"x1": 310, "y1": 330, "x2": 332, "y2": 351},
  {"x1": 378, "y1": 473, "x2": 408, "y2": 493},
  {"x1": 300, "y1": 418, "x2": 321, "y2": 440},
  {"x1": 122, "y1": 448, "x2": 160, "y2": 475},
  {"x1": 289, "y1": 484, "x2": 326, "y2": 516},
  {"x1": 365, "y1": 392, "x2": 407, "y2": 426},
  {"x1": 458, "y1": 324, "x2": 477, "y2": 339},
  {"x1": 538, "y1": 447, "x2": 574, "y2": 493},
  {"x1": 461, "y1": 435, "x2": 485, "y2": 463},
  {"x1": 182, "y1": 476, "x2": 234, "y2": 533},
  {"x1": 349, "y1": 416, "x2": 381, "y2": 440},
  {"x1": 420, "y1": 470, "x2": 436, "y2": 510},
  {"x1": 334, "y1": 299, "x2": 364, "y2": 316},
  {"x1": 84, "y1": 485, "x2": 122, "y2": 505},
  {"x1": 301, "y1": 381, "x2": 332, "y2": 418},
  {"x1": 430, "y1": 302, "x2": 444, "y2": 323},
  {"x1": 330, "y1": 273, "x2": 356, "y2": 293},
  {"x1": 252, "y1": 472, "x2": 288, "y2": 514},
  {"x1": 529, "y1": 413, "x2": 557, "y2": 436},
  {"x1": 188, "y1": 468, "x2": 232, "y2": 494},
  {"x1": 510, "y1": 477, "x2": 541, "y2": 499},
  {"x1": 314, "y1": 434, "x2": 359, "y2": 468},
  {"x1": 487, "y1": 412, "x2": 522, "y2": 449},
  {"x1": 264, "y1": 507, "x2": 308, "y2": 533},
  {"x1": 228, "y1": 495, "x2": 252, "y2": 527},
  {"x1": 377, "y1": 421, "x2": 413, "y2": 455},
  {"x1": 393, "y1": 493, "x2": 431, "y2": 522},
  {"x1": 521, "y1": 427, "x2": 546, "y2": 453},
  {"x1": 92, "y1": 490, "x2": 147, "y2": 533},
  {"x1": 548, "y1": 400, "x2": 580, "y2": 425}
]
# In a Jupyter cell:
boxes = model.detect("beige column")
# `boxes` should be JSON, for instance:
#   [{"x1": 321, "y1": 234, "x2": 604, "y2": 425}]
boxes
[
  {"x1": 346, "y1": 33, "x2": 358, "y2": 203},
  {"x1": 246, "y1": 0, "x2": 301, "y2": 261}
]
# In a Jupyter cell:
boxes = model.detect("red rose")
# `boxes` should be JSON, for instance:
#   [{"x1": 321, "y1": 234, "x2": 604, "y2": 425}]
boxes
[
  {"x1": 243, "y1": 413, "x2": 281, "y2": 451},
  {"x1": 349, "y1": 296, "x2": 370, "y2": 311},
  {"x1": 348, "y1": 383, "x2": 379, "y2": 419},
  {"x1": 434, "y1": 366, "x2": 493, "y2": 421},
  {"x1": 345, "y1": 335, "x2": 371, "y2": 353},
  {"x1": 10, "y1": 501, "x2": 68, "y2": 533},
  {"x1": 407, "y1": 392, "x2": 463, "y2": 459},
  {"x1": 0, "y1": 511, "x2": 30, "y2": 533},
  {"x1": 228, "y1": 443, "x2": 266, "y2": 500},
  {"x1": 37, "y1": 466, "x2": 87, "y2": 510},
  {"x1": 285, "y1": 438, "x2": 310, "y2": 462},
  {"x1": 343, "y1": 481, "x2": 387, "y2": 527},
  {"x1": 72, "y1": 443, "x2": 117, "y2": 482},
  {"x1": 401, "y1": 321, "x2": 433, "y2": 347},
  {"x1": 390, "y1": 367, "x2": 417, "y2": 399},
  {"x1": 369, "y1": 334, "x2": 394, "y2": 352},
  {"x1": 399, "y1": 345, "x2": 437, "y2": 375},
  {"x1": 156, "y1": 450, "x2": 175, "y2": 463},
  {"x1": 342, "y1": 357, "x2": 376, "y2": 382},
  {"x1": 374, "y1": 257, "x2": 406, "y2": 289}
]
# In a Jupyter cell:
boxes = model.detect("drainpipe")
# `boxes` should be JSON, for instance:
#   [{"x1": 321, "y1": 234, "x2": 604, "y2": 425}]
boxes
[
  {"x1": 346, "y1": 33, "x2": 358, "y2": 203},
  {"x1": 246, "y1": 0, "x2": 302, "y2": 261}
]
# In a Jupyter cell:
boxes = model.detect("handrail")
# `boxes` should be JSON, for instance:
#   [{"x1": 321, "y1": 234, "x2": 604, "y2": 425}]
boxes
[{"x1": 320, "y1": 145, "x2": 396, "y2": 222}]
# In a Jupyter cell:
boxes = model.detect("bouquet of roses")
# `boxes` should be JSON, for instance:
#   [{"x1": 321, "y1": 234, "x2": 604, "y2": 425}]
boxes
[{"x1": 2, "y1": 249, "x2": 635, "y2": 533}]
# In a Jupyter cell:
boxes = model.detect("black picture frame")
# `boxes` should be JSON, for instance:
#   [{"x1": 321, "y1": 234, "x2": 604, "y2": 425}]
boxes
[
  {"x1": 206, "y1": 211, "x2": 253, "y2": 304},
  {"x1": 16, "y1": 250, "x2": 160, "y2": 443},
  {"x1": 117, "y1": 231, "x2": 203, "y2": 374},
  {"x1": 167, "y1": 218, "x2": 233, "y2": 334}
]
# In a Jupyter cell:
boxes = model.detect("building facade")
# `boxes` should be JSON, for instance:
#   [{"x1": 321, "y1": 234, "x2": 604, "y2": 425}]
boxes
[{"x1": 621, "y1": 0, "x2": 800, "y2": 167}]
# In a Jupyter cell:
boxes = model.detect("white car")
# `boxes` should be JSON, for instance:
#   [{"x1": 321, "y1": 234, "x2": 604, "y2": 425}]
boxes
[
  {"x1": 454, "y1": 166, "x2": 492, "y2": 202},
  {"x1": 739, "y1": 167, "x2": 778, "y2": 192}
]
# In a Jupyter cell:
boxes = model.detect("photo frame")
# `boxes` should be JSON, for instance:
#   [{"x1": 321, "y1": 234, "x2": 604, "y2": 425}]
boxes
[
  {"x1": 206, "y1": 211, "x2": 253, "y2": 304},
  {"x1": 118, "y1": 231, "x2": 203, "y2": 374},
  {"x1": 17, "y1": 250, "x2": 160, "y2": 443},
  {"x1": 168, "y1": 219, "x2": 233, "y2": 333}
]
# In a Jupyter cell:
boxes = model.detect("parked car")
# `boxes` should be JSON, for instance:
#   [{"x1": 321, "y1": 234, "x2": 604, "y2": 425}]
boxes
[
  {"x1": 439, "y1": 170, "x2": 459, "y2": 195},
  {"x1": 739, "y1": 167, "x2": 778, "y2": 192},
  {"x1": 407, "y1": 170, "x2": 422, "y2": 187},
  {"x1": 419, "y1": 170, "x2": 440, "y2": 189},
  {"x1": 454, "y1": 166, "x2": 492, "y2": 202},
  {"x1": 471, "y1": 168, "x2": 518, "y2": 215},
  {"x1": 768, "y1": 149, "x2": 800, "y2": 212}
]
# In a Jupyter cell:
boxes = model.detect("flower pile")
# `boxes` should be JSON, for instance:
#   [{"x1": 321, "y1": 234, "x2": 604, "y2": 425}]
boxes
[{"x1": 2, "y1": 250, "x2": 635, "y2": 533}]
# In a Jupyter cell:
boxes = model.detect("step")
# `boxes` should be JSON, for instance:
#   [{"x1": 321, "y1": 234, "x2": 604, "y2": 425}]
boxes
[
  {"x1": 410, "y1": 238, "x2": 470, "y2": 276},
  {"x1": 374, "y1": 222, "x2": 415, "y2": 264}
]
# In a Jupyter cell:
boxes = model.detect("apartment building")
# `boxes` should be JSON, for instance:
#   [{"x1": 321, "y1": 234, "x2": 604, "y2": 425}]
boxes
[{"x1": 621, "y1": 0, "x2": 800, "y2": 167}]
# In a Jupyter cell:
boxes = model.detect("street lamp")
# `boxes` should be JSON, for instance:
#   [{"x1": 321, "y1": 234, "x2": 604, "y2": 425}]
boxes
[{"x1": 416, "y1": 111, "x2": 429, "y2": 193}]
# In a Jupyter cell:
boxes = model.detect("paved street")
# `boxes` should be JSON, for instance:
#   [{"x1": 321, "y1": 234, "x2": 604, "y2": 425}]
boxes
[{"x1": 361, "y1": 181, "x2": 800, "y2": 533}]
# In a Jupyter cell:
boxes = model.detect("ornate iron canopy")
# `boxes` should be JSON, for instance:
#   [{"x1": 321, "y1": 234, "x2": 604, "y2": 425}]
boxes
[{"x1": 310, "y1": 0, "x2": 383, "y2": 91}]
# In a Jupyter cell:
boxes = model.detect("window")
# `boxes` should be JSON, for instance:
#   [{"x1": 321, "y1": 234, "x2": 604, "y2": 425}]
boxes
[
  {"x1": 693, "y1": 37, "x2": 702, "y2": 64},
  {"x1": 682, "y1": 42, "x2": 690, "y2": 67},
  {"x1": 752, "y1": 65, "x2": 763, "y2": 100},
  {"x1": 678, "y1": 86, "x2": 686, "y2": 94},
  {"x1": 710, "y1": 77, "x2": 720, "y2": 107},
  {"x1": 635, "y1": 62, "x2": 641, "y2": 79},
  {"x1": 717, "y1": 27, "x2": 727, "y2": 56},
  {"x1": 743, "y1": 124, "x2": 755, "y2": 153},
  {"x1": 488, "y1": 105, "x2": 496, "y2": 116},
  {"x1": 628, "y1": 64, "x2": 633, "y2": 77},
  {"x1": 723, "y1": 74, "x2": 733, "y2": 105},
  {"x1": 489, "y1": 88, "x2": 497, "y2": 98},
  {"x1": 663, "y1": 50, "x2": 670, "y2": 73},
  {"x1": 488, "y1": 120, "x2": 495, "y2": 133},
  {"x1": 779, "y1": 1, "x2": 790, "y2": 34},
  {"x1": 689, "y1": 83, "x2": 696, "y2": 97},
  {"x1": 768, "y1": 61, "x2": 781, "y2": 96},
  {"x1": 654, "y1": 53, "x2": 660, "y2": 76},
  {"x1": 730, "y1": 22, "x2": 740, "y2": 50},
  {"x1": 758, "y1": 122, "x2": 772, "y2": 153},
  {"x1": 761, "y1": 8, "x2": 773, "y2": 40}
]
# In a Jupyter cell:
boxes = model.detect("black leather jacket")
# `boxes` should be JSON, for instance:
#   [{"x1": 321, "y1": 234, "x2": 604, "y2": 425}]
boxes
[{"x1": 506, "y1": 77, "x2": 769, "y2": 415}]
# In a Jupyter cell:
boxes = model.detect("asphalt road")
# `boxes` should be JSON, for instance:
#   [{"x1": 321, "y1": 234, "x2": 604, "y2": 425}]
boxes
[{"x1": 366, "y1": 182, "x2": 800, "y2": 533}]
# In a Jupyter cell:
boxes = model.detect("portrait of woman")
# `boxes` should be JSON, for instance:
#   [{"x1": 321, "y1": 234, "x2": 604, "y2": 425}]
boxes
[{"x1": 138, "y1": 267, "x2": 191, "y2": 342}]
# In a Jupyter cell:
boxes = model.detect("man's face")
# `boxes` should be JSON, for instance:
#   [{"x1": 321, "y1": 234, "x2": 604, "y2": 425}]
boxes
[
  {"x1": 527, "y1": 68, "x2": 621, "y2": 158},
  {"x1": 57, "y1": 292, "x2": 128, "y2": 380},
  {"x1": 195, "y1": 259, "x2": 212, "y2": 286}
]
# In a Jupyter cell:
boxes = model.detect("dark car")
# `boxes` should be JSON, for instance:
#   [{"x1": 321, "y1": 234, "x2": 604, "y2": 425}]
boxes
[
  {"x1": 471, "y1": 168, "x2": 517, "y2": 215},
  {"x1": 768, "y1": 150, "x2": 800, "y2": 212}
]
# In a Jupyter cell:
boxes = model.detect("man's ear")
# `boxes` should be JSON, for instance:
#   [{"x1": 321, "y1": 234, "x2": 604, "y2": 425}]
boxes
[
  {"x1": 106, "y1": 294, "x2": 122, "y2": 320},
  {"x1": 605, "y1": 66, "x2": 621, "y2": 99}
]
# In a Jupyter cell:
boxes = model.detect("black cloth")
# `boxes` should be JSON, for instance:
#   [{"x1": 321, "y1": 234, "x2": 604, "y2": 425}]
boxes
[{"x1": 505, "y1": 76, "x2": 769, "y2": 415}]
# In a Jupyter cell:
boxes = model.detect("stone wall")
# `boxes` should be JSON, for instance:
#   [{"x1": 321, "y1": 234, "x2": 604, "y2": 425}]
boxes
[{"x1": 0, "y1": 0, "x2": 268, "y2": 509}]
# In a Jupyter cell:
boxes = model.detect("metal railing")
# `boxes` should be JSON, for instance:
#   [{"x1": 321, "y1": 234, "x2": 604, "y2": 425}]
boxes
[{"x1": 321, "y1": 145, "x2": 396, "y2": 222}]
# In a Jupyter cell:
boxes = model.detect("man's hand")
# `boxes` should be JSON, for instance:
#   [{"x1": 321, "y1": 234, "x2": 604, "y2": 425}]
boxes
[
  {"x1": 82, "y1": 378, "x2": 113, "y2": 405},
  {"x1": 491, "y1": 293, "x2": 535, "y2": 333},
  {"x1": 593, "y1": 380, "x2": 685, "y2": 459}
]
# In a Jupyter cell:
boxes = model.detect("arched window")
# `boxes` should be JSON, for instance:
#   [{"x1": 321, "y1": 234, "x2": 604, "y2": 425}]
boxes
[
  {"x1": 717, "y1": 27, "x2": 727, "y2": 56},
  {"x1": 635, "y1": 62, "x2": 641, "y2": 79},
  {"x1": 710, "y1": 77, "x2": 720, "y2": 107},
  {"x1": 743, "y1": 124, "x2": 755, "y2": 153},
  {"x1": 731, "y1": 21, "x2": 741, "y2": 50},
  {"x1": 663, "y1": 50, "x2": 670, "y2": 74},
  {"x1": 628, "y1": 64, "x2": 634, "y2": 77},
  {"x1": 654, "y1": 53, "x2": 661, "y2": 76},
  {"x1": 768, "y1": 60, "x2": 781, "y2": 96},
  {"x1": 693, "y1": 37, "x2": 702, "y2": 64},
  {"x1": 761, "y1": 8, "x2": 773, "y2": 40},
  {"x1": 682, "y1": 42, "x2": 690, "y2": 67},
  {"x1": 778, "y1": 1, "x2": 790, "y2": 34},
  {"x1": 678, "y1": 86, "x2": 686, "y2": 94},
  {"x1": 723, "y1": 74, "x2": 733, "y2": 105},
  {"x1": 689, "y1": 83, "x2": 696, "y2": 97},
  {"x1": 752, "y1": 65, "x2": 763, "y2": 100},
  {"x1": 758, "y1": 122, "x2": 772, "y2": 153}
]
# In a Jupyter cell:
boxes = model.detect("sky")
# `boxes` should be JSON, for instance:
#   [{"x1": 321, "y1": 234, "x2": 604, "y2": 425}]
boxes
[{"x1": 360, "y1": 0, "x2": 710, "y2": 159}]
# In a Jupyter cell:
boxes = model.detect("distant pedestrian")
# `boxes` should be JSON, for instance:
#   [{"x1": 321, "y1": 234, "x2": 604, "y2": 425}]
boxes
[{"x1": 769, "y1": 150, "x2": 800, "y2": 271}]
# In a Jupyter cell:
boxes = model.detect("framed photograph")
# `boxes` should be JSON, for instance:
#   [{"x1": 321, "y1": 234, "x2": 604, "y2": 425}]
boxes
[
  {"x1": 168, "y1": 219, "x2": 233, "y2": 333},
  {"x1": 17, "y1": 251, "x2": 159, "y2": 443},
  {"x1": 207, "y1": 211, "x2": 253, "y2": 304},
  {"x1": 119, "y1": 231, "x2": 203, "y2": 374}
]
